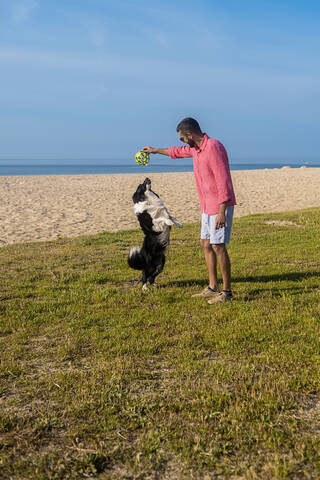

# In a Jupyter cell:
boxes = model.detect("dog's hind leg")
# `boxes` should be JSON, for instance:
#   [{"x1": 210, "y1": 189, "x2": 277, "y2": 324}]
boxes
[
  {"x1": 148, "y1": 275, "x2": 158, "y2": 286},
  {"x1": 148, "y1": 255, "x2": 165, "y2": 287},
  {"x1": 141, "y1": 270, "x2": 148, "y2": 291}
]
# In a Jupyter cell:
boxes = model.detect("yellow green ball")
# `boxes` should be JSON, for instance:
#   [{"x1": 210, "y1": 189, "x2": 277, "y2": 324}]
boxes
[{"x1": 135, "y1": 151, "x2": 150, "y2": 166}]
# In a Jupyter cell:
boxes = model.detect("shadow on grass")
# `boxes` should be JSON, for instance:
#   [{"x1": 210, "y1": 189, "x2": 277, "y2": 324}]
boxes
[
  {"x1": 234, "y1": 271, "x2": 320, "y2": 283},
  {"x1": 243, "y1": 285, "x2": 319, "y2": 301},
  {"x1": 165, "y1": 271, "x2": 320, "y2": 300},
  {"x1": 166, "y1": 271, "x2": 320, "y2": 289}
]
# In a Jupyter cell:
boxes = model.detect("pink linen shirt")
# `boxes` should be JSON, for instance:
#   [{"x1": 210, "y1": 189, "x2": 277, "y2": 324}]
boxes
[{"x1": 167, "y1": 134, "x2": 236, "y2": 215}]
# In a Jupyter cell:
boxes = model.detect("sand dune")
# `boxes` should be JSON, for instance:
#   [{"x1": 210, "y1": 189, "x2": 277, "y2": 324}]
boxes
[{"x1": 0, "y1": 167, "x2": 319, "y2": 245}]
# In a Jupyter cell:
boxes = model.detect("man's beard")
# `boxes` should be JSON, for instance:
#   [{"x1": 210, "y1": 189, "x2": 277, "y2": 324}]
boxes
[{"x1": 186, "y1": 139, "x2": 196, "y2": 148}]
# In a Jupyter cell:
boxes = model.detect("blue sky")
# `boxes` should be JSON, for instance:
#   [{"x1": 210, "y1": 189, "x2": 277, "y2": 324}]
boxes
[{"x1": 0, "y1": 0, "x2": 319, "y2": 162}]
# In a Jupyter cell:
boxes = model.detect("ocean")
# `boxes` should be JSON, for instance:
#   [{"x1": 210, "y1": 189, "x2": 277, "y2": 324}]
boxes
[{"x1": 0, "y1": 161, "x2": 318, "y2": 176}]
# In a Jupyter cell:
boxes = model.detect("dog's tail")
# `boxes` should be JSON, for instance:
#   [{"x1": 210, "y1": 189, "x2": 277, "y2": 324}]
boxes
[{"x1": 128, "y1": 247, "x2": 145, "y2": 270}]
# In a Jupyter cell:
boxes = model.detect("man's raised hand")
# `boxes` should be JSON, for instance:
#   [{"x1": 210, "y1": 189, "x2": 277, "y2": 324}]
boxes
[
  {"x1": 141, "y1": 146, "x2": 170, "y2": 157},
  {"x1": 142, "y1": 146, "x2": 157, "y2": 154}
]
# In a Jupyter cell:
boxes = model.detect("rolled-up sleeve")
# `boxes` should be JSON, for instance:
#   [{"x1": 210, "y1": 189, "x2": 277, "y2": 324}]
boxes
[
  {"x1": 167, "y1": 146, "x2": 193, "y2": 159},
  {"x1": 210, "y1": 143, "x2": 234, "y2": 205}
]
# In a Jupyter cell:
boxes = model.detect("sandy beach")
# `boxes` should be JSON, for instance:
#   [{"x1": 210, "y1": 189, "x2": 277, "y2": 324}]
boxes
[{"x1": 0, "y1": 167, "x2": 319, "y2": 246}]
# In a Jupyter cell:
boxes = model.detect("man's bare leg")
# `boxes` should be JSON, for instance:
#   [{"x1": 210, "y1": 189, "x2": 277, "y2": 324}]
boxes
[
  {"x1": 212, "y1": 243, "x2": 231, "y2": 291},
  {"x1": 200, "y1": 239, "x2": 219, "y2": 290}
]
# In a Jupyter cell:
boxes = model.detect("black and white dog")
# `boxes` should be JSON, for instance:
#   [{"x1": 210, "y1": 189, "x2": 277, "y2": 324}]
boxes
[{"x1": 128, "y1": 177, "x2": 182, "y2": 290}]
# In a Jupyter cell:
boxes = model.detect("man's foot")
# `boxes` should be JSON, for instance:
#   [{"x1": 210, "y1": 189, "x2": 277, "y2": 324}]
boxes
[
  {"x1": 191, "y1": 286, "x2": 220, "y2": 298},
  {"x1": 207, "y1": 291, "x2": 233, "y2": 304}
]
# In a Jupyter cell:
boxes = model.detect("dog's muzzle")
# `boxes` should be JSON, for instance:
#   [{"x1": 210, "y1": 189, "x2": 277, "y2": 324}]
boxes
[{"x1": 143, "y1": 178, "x2": 151, "y2": 190}]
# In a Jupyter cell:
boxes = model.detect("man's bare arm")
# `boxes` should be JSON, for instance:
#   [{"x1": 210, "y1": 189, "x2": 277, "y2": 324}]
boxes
[{"x1": 142, "y1": 146, "x2": 170, "y2": 157}]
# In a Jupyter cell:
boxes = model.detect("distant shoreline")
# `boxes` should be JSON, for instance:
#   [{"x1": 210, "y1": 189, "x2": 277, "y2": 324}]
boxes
[{"x1": 0, "y1": 162, "x2": 318, "y2": 177}]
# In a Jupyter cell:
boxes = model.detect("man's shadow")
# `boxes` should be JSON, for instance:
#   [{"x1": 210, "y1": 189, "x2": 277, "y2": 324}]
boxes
[{"x1": 166, "y1": 271, "x2": 320, "y2": 299}]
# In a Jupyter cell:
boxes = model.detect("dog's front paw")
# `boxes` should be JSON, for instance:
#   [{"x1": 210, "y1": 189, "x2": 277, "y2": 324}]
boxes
[
  {"x1": 169, "y1": 216, "x2": 183, "y2": 228},
  {"x1": 142, "y1": 283, "x2": 148, "y2": 291}
]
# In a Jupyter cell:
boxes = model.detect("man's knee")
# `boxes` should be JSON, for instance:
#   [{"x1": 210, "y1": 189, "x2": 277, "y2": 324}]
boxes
[
  {"x1": 211, "y1": 243, "x2": 226, "y2": 254},
  {"x1": 200, "y1": 238, "x2": 211, "y2": 251}
]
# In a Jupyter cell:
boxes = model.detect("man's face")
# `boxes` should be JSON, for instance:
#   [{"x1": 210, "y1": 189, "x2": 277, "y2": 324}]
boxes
[{"x1": 178, "y1": 130, "x2": 196, "y2": 148}]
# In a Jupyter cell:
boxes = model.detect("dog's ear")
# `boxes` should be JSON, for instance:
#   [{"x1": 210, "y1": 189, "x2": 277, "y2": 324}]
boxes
[
  {"x1": 132, "y1": 183, "x2": 147, "y2": 203},
  {"x1": 150, "y1": 190, "x2": 159, "y2": 198}
]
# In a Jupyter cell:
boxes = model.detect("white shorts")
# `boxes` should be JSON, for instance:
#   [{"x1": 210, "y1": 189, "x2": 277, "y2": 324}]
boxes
[{"x1": 200, "y1": 206, "x2": 234, "y2": 244}]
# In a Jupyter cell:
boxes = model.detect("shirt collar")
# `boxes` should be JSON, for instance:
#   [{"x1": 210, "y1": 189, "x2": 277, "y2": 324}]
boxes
[{"x1": 196, "y1": 133, "x2": 208, "y2": 152}]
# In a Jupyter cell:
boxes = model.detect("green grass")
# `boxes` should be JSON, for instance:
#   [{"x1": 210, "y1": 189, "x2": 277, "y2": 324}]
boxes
[{"x1": 0, "y1": 208, "x2": 320, "y2": 479}]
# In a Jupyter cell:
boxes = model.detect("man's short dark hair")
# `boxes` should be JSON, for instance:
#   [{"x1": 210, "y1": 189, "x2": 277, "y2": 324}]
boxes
[{"x1": 176, "y1": 117, "x2": 202, "y2": 135}]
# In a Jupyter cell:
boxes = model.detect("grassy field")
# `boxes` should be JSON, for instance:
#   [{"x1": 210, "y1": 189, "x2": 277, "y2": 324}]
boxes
[{"x1": 0, "y1": 207, "x2": 320, "y2": 479}]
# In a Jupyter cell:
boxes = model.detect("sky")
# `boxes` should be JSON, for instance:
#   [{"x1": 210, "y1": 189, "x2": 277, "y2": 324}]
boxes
[{"x1": 0, "y1": 0, "x2": 319, "y2": 162}]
